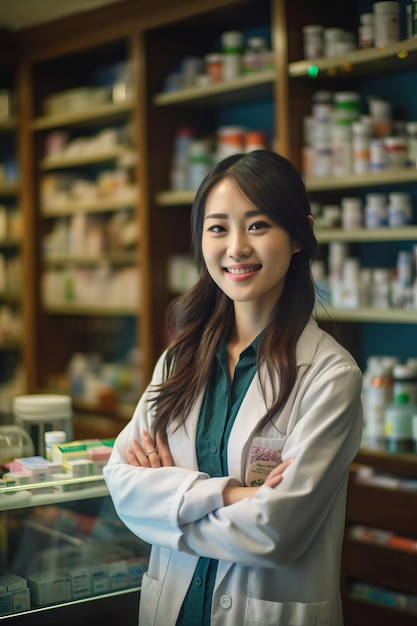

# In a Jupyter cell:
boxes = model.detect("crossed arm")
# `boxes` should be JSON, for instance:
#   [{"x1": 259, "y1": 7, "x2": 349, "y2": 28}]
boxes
[{"x1": 126, "y1": 430, "x2": 294, "y2": 505}]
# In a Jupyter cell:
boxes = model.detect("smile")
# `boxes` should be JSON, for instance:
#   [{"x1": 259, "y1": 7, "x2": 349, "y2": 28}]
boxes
[{"x1": 225, "y1": 265, "x2": 261, "y2": 274}]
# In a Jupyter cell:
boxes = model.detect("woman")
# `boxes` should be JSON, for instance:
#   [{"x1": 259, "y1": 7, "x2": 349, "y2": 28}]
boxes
[{"x1": 104, "y1": 149, "x2": 363, "y2": 626}]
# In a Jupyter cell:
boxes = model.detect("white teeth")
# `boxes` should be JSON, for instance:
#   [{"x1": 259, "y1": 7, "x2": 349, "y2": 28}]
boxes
[{"x1": 227, "y1": 266, "x2": 259, "y2": 274}]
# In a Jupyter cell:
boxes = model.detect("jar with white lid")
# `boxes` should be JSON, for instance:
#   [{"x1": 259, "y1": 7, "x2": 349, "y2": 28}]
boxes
[
  {"x1": 333, "y1": 91, "x2": 361, "y2": 124},
  {"x1": 368, "y1": 98, "x2": 392, "y2": 137},
  {"x1": 302, "y1": 25, "x2": 324, "y2": 59},
  {"x1": 371, "y1": 268, "x2": 391, "y2": 308},
  {"x1": 322, "y1": 204, "x2": 342, "y2": 228},
  {"x1": 369, "y1": 138, "x2": 387, "y2": 171},
  {"x1": 221, "y1": 31, "x2": 243, "y2": 80},
  {"x1": 312, "y1": 122, "x2": 332, "y2": 177},
  {"x1": 242, "y1": 37, "x2": 267, "y2": 73},
  {"x1": 45, "y1": 430, "x2": 67, "y2": 461},
  {"x1": 352, "y1": 121, "x2": 371, "y2": 173},
  {"x1": 406, "y1": 121, "x2": 417, "y2": 167},
  {"x1": 187, "y1": 140, "x2": 212, "y2": 190},
  {"x1": 365, "y1": 192, "x2": 388, "y2": 227},
  {"x1": 323, "y1": 27, "x2": 345, "y2": 57},
  {"x1": 341, "y1": 197, "x2": 362, "y2": 229},
  {"x1": 312, "y1": 90, "x2": 333, "y2": 122},
  {"x1": 373, "y1": 1, "x2": 400, "y2": 46},
  {"x1": 331, "y1": 124, "x2": 352, "y2": 176},
  {"x1": 359, "y1": 12, "x2": 375, "y2": 48},
  {"x1": 388, "y1": 191, "x2": 413, "y2": 226},
  {"x1": 384, "y1": 136, "x2": 407, "y2": 169},
  {"x1": 216, "y1": 126, "x2": 245, "y2": 160}
]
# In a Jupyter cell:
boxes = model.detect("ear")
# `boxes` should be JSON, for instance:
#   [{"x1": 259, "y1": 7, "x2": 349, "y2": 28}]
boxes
[{"x1": 292, "y1": 214, "x2": 315, "y2": 254}]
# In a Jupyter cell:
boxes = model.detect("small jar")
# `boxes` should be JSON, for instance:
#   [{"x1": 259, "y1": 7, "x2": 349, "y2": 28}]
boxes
[
  {"x1": 368, "y1": 98, "x2": 392, "y2": 137},
  {"x1": 205, "y1": 53, "x2": 223, "y2": 83},
  {"x1": 331, "y1": 123, "x2": 352, "y2": 176},
  {"x1": 341, "y1": 197, "x2": 362, "y2": 229},
  {"x1": 333, "y1": 91, "x2": 361, "y2": 124},
  {"x1": 242, "y1": 37, "x2": 267, "y2": 73},
  {"x1": 359, "y1": 13, "x2": 375, "y2": 48},
  {"x1": 322, "y1": 204, "x2": 342, "y2": 228},
  {"x1": 406, "y1": 121, "x2": 417, "y2": 168},
  {"x1": 384, "y1": 136, "x2": 407, "y2": 169},
  {"x1": 369, "y1": 139, "x2": 387, "y2": 171},
  {"x1": 245, "y1": 131, "x2": 267, "y2": 152},
  {"x1": 45, "y1": 430, "x2": 67, "y2": 461},
  {"x1": 303, "y1": 25, "x2": 324, "y2": 59},
  {"x1": 221, "y1": 31, "x2": 243, "y2": 80},
  {"x1": 365, "y1": 193, "x2": 388, "y2": 227},
  {"x1": 388, "y1": 192, "x2": 413, "y2": 226},
  {"x1": 373, "y1": 1, "x2": 400, "y2": 46},
  {"x1": 352, "y1": 121, "x2": 371, "y2": 174},
  {"x1": 216, "y1": 126, "x2": 245, "y2": 160}
]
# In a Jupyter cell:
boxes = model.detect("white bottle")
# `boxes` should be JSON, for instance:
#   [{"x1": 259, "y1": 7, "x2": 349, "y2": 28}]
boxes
[
  {"x1": 373, "y1": 1, "x2": 400, "y2": 46},
  {"x1": 45, "y1": 430, "x2": 67, "y2": 461},
  {"x1": 352, "y1": 121, "x2": 371, "y2": 174},
  {"x1": 366, "y1": 362, "x2": 394, "y2": 449}
]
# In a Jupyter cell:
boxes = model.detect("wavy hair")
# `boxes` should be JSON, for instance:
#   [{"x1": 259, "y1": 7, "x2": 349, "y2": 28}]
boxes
[{"x1": 151, "y1": 150, "x2": 318, "y2": 439}]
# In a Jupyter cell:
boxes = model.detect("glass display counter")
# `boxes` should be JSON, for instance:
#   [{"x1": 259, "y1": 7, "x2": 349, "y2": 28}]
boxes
[{"x1": 0, "y1": 474, "x2": 150, "y2": 625}]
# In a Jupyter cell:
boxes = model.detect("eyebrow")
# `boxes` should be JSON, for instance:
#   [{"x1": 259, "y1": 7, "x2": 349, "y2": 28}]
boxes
[{"x1": 204, "y1": 209, "x2": 263, "y2": 220}]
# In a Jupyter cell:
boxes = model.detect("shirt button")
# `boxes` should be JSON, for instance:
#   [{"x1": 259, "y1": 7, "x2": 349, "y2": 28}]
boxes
[
  {"x1": 220, "y1": 594, "x2": 232, "y2": 609},
  {"x1": 195, "y1": 577, "x2": 202, "y2": 587},
  {"x1": 211, "y1": 444, "x2": 217, "y2": 454}
]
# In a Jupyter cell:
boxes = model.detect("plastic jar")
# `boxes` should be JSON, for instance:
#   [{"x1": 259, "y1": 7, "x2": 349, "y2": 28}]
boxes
[
  {"x1": 242, "y1": 36, "x2": 267, "y2": 73},
  {"x1": 341, "y1": 197, "x2": 362, "y2": 229},
  {"x1": 365, "y1": 192, "x2": 388, "y2": 227},
  {"x1": 373, "y1": 1, "x2": 400, "y2": 46},
  {"x1": 312, "y1": 122, "x2": 332, "y2": 177},
  {"x1": 393, "y1": 364, "x2": 417, "y2": 404},
  {"x1": 388, "y1": 192, "x2": 413, "y2": 226},
  {"x1": 13, "y1": 394, "x2": 73, "y2": 457},
  {"x1": 385, "y1": 392, "x2": 416, "y2": 454},
  {"x1": 406, "y1": 121, "x2": 417, "y2": 167},
  {"x1": 302, "y1": 25, "x2": 324, "y2": 59},
  {"x1": 368, "y1": 98, "x2": 392, "y2": 137},
  {"x1": 205, "y1": 53, "x2": 223, "y2": 83},
  {"x1": 44, "y1": 430, "x2": 67, "y2": 461},
  {"x1": 187, "y1": 140, "x2": 211, "y2": 190},
  {"x1": 331, "y1": 123, "x2": 352, "y2": 176},
  {"x1": 322, "y1": 204, "x2": 342, "y2": 228},
  {"x1": 245, "y1": 131, "x2": 267, "y2": 152},
  {"x1": 323, "y1": 28, "x2": 345, "y2": 57},
  {"x1": 384, "y1": 136, "x2": 407, "y2": 169},
  {"x1": 311, "y1": 90, "x2": 334, "y2": 122},
  {"x1": 216, "y1": 126, "x2": 245, "y2": 160},
  {"x1": 221, "y1": 31, "x2": 243, "y2": 80},
  {"x1": 359, "y1": 12, "x2": 375, "y2": 48},
  {"x1": 352, "y1": 121, "x2": 371, "y2": 174},
  {"x1": 369, "y1": 139, "x2": 387, "y2": 171},
  {"x1": 366, "y1": 362, "x2": 394, "y2": 449},
  {"x1": 333, "y1": 91, "x2": 361, "y2": 124}
]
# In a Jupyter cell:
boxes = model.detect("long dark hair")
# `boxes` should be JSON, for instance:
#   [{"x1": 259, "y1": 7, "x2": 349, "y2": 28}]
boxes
[{"x1": 152, "y1": 150, "x2": 318, "y2": 439}]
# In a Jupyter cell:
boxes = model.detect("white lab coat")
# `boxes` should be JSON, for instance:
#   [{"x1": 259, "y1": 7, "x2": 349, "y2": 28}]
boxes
[{"x1": 104, "y1": 318, "x2": 363, "y2": 626}]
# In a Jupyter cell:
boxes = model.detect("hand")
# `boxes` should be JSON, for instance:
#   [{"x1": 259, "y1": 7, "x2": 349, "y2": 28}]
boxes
[
  {"x1": 126, "y1": 430, "x2": 174, "y2": 468},
  {"x1": 223, "y1": 457, "x2": 294, "y2": 506}
]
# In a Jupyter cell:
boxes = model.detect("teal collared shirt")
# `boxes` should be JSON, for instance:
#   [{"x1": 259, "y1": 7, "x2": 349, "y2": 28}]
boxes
[{"x1": 176, "y1": 334, "x2": 261, "y2": 626}]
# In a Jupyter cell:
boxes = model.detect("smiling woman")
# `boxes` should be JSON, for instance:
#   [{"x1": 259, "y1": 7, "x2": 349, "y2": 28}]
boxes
[{"x1": 104, "y1": 149, "x2": 363, "y2": 626}]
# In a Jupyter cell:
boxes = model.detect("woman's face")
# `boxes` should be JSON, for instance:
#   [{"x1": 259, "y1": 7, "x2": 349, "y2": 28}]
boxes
[{"x1": 202, "y1": 179, "x2": 301, "y2": 317}]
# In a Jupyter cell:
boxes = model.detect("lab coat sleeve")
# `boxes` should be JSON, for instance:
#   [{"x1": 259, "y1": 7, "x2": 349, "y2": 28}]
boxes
[
  {"x1": 176, "y1": 359, "x2": 363, "y2": 566},
  {"x1": 103, "y1": 352, "x2": 240, "y2": 550}
]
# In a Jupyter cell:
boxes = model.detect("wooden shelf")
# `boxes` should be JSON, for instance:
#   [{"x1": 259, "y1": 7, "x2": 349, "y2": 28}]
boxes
[
  {"x1": 315, "y1": 307, "x2": 417, "y2": 324},
  {"x1": 306, "y1": 169, "x2": 417, "y2": 192},
  {"x1": 43, "y1": 251, "x2": 136, "y2": 267},
  {"x1": 41, "y1": 190, "x2": 137, "y2": 216},
  {"x1": 40, "y1": 147, "x2": 134, "y2": 170},
  {"x1": 289, "y1": 38, "x2": 417, "y2": 78},
  {"x1": 42, "y1": 303, "x2": 139, "y2": 316},
  {"x1": 32, "y1": 101, "x2": 134, "y2": 131},
  {"x1": 153, "y1": 69, "x2": 276, "y2": 107},
  {"x1": 316, "y1": 226, "x2": 417, "y2": 243}
]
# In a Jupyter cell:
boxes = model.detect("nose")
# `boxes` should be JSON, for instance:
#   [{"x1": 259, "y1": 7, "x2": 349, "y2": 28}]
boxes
[{"x1": 227, "y1": 230, "x2": 251, "y2": 259}]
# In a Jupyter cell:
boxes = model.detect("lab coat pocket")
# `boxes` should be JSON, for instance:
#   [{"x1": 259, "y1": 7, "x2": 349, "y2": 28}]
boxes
[
  {"x1": 246, "y1": 597, "x2": 330, "y2": 625},
  {"x1": 139, "y1": 572, "x2": 162, "y2": 623},
  {"x1": 246, "y1": 436, "x2": 287, "y2": 487}
]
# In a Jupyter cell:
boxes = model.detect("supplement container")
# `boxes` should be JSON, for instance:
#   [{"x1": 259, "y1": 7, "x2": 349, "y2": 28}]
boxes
[
  {"x1": 331, "y1": 123, "x2": 352, "y2": 176},
  {"x1": 369, "y1": 139, "x2": 387, "y2": 171},
  {"x1": 0, "y1": 425, "x2": 35, "y2": 464},
  {"x1": 302, "y1": 25, "x2": 324, "y2": 59},
  {"x1": 205, "y1": 53, "x2": 223, "y2": 83},
  {"x1": 45, "y1": 430, "x2": 67, "y2": 461},
  {"x1": 365, "y1": 193, "x2": 388, "y2": 227},
  {"x1": 368, "y1": 98, "x2": 392, "y2": 137},
  {"x1": 221, "y1": 31, "x2": 243, "y2": 80},
  {"x1": 13, "y1": 394, "x2": 73, "y2": 457},
  {"x1": 352, "y1": 121, "x2": 371, "y2": 174},
  {"x1": 366, "y1": 362, "x2": 393, "y2": 449},
  {"x1": 341, "y1": 197, "x2": 362, "y2": 229},
  {"x1": 311, "y1": 90, "x2": 334, "y2": 122},
  {"x1": 371, "y1": 268, "x2": 391, "y2": 307},
  {"x1": 359, "y1": 13, "x2": 375, "y2": 48},
  {"x1": 384, "y1": 136, "x2": 407, "y2": 169},
  {"x1": 333, "y1": 91, "x2": 361, "y2": 124},
  {"x1": 388, "y1": 192, "x2": 412, "y2": 226},
  {"x1": 323, "y1": 28, "x2": 345, "y2": 57},
  {"x1": 187, "y1": 140, "x2": 211, "y2": 190},
  {"x1": 405, "y1": 121, "x2": 417, "y2": 167},
  {"x1": 216, "y1": 126, "x2": 245, "y2": 160},
  {"x1": 242, "y1": 37, "x2": 267, "y2": 73},
  {"x1": 373, "y1": 1, "x2": 400, "y2": 46},
  {"x1": 384, "y1": 392, "x2": 416, "y2": 454},
  {"x1": 245, "y1": 131, "x2": 267, "y2": 152},
  {"x1": 312, "y1": 122, "x2": 332, "y2": 177},
  {"x1": 393, "y1": 363, "x2": 417, "y2": 404}
]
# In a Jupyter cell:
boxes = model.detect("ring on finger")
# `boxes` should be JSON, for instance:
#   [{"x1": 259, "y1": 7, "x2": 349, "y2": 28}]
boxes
[{"x1": 146, "y1": 447, "x2": 158, "y2": 458}]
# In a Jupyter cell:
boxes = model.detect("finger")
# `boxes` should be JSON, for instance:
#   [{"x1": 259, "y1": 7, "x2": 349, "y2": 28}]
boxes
[
  {"x1": 126, "y1": 447, "x2": 140, "y2": 467},
  {"x1": 140, "y1": 431, "x2": 161, "y2": 468},
  {"x1": 131, "y1": 437, "x2": 150, "y2": 466},
  {"x1": 156, "y1": 433, "x2": 174, "y2": 466}
]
